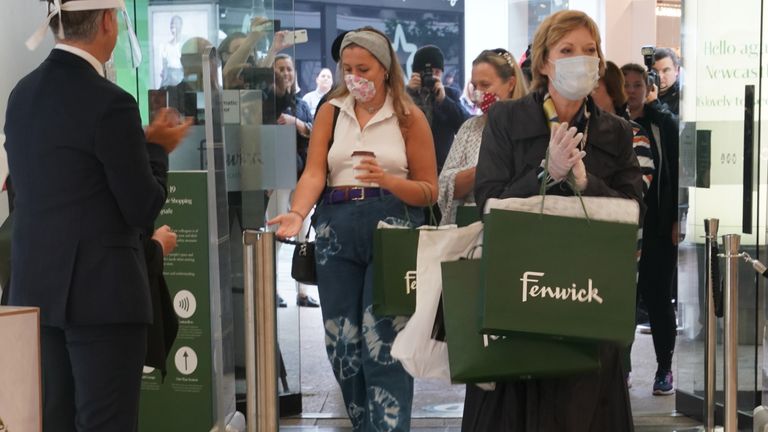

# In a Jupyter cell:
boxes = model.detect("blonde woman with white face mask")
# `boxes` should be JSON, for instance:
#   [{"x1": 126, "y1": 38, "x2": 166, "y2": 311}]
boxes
[{"x1": 469, "y1": 10, "x2": 644, "y2": 432}]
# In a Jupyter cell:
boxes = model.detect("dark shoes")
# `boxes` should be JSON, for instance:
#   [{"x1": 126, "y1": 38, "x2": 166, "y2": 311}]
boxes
[
  {"x1": 297, "y1": 294, "x2": 320, "y2": 308},
  {"x1": 653, "y1": 369, "x2": 675, "y2": 395},
  {"x1": 278, "y1": 294, "x2": 287, "y2": 308}
]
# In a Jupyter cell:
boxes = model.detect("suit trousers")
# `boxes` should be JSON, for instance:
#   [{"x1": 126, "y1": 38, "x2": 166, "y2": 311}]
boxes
[{"x1": 41, "y1": 324, "x2": 147, "y2": 432}]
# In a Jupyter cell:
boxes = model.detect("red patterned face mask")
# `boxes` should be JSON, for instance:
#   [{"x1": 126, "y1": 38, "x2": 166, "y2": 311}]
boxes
[{"x1": 477, "y1": 91, "x2": 500, "y2": 114}]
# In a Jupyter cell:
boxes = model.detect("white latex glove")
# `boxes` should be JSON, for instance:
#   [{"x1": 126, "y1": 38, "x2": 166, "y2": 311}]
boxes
[
  {"x1": 571, "y1": 151, "x2": 588, "y2": 192},
  {"x1": 547, "y1": 122, "x2": 584, "y2": 181}
]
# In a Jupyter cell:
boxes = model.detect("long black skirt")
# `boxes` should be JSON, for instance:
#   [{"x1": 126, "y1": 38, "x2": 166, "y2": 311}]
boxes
[{"x1": 461, "y1": 343, "x2": 633, "y2": 432}]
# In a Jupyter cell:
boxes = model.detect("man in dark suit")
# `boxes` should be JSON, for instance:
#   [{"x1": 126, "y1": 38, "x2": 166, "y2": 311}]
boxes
[{"x1": 4, "y1": 2, "x2": 190, "y2": 430}]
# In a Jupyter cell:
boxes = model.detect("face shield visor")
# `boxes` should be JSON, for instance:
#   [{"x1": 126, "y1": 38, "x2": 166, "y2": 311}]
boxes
[{"x1": 26, "y1": 0, "x2": 142, "y2": 69}]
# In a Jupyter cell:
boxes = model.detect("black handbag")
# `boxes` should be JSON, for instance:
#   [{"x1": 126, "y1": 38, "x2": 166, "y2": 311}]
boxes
[
  {"x1": 278, "y1": 221, "x2": 317, "y2": 285},
  {"x1": 290, "y1": 232, "x2": 317, "y2": 285}
]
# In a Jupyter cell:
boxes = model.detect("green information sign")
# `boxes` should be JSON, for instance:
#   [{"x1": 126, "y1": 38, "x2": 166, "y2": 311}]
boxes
[{"x1": 139, "y1": 171, "x2": 213, "y2": 430}]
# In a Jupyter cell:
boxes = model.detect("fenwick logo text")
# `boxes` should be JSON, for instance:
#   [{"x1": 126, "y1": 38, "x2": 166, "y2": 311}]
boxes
[
  {"x1": 520, "y1": 271, "x2": 603, "y2": 304},
  {"x1": 404, "y1": 270, "x2": 417, "y2": 294}
]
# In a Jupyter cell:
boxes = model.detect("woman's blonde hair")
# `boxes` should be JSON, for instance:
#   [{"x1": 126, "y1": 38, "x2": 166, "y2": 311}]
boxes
[
  {"x1": 327, "y1": 27, "x2": 413, "y2": 127},
  {"x1": 530, "y1": 10, "x2": 605, "y2": 91},
  {"x1": 472, "y1": 49, "x2": 529, "y2": 100}
]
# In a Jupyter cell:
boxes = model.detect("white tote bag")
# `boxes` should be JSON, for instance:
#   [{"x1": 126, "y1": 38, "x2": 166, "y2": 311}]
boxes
[{"x1": 391, "y1": 221, "x2": 484, "y2": 381}]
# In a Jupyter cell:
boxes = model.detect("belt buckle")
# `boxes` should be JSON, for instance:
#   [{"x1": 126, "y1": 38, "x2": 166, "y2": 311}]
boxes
[{"x1": 351, "y1": 186, "x2": 366, "y2": 201}]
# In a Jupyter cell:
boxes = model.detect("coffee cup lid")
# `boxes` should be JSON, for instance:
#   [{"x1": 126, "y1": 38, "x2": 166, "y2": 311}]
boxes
[{"x1": 351, "y1": 151, "x2": 376, "y2": 157}]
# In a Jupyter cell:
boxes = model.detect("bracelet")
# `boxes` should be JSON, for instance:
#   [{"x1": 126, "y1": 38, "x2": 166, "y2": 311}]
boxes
[{"x1": 289, "y1": 209, "x2": 305, "y2": 220}]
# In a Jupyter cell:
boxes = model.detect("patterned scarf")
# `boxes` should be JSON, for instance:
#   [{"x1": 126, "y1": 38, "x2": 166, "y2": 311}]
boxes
[{"x1": 542, "y1": 93, "x2": 590, "y2": 148}]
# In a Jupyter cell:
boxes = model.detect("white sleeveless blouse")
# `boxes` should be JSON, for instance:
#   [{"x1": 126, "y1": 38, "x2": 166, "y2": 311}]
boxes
[{"x1": 327, "y1": 94, "x2": 409, "y2": 187}]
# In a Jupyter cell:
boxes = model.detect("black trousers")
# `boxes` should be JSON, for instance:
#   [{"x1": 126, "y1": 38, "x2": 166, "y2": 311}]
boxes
[
  {"x1": 637, "y1": 234, "x2": 678, "y2": 371},
  {"x1": 41, "y1": 324, "x2": 147, "y2": 432}
]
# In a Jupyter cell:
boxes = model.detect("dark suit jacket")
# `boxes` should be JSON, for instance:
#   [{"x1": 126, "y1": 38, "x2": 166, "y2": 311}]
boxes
[
  {"x1": 474, "y1": 90, "x2": 645, "y2": 222},
  {"x1": 4, "y1": 49, "x2": 169, "y2": 326}
]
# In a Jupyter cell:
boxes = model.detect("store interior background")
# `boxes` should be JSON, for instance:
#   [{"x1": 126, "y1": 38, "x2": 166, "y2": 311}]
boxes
[
  {"x1": 16, "y1": 0, "x2": 768, "y2": 429},
  {"x1": 0, "y1": 0, "x2": 674, "y2": 171}
]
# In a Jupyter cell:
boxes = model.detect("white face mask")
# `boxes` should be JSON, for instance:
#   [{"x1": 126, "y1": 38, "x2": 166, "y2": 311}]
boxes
[{"x1": 549, "y1": 56, "x2": 600, "y2": 101}]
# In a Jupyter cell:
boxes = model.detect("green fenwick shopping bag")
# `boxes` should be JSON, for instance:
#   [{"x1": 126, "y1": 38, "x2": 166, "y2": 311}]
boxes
[
  {"x1": 481, "y1": 196, "x2": 639, "y2": 345},
  {"x1": 441, "y1": 259, "x2": 599, "y2": 382},
  {"x1": 455, "y1": 205, "x2": 481, "y2": 227},
  {"x1": 372, "y1": 222, "x2": 420, "y2": 316}
]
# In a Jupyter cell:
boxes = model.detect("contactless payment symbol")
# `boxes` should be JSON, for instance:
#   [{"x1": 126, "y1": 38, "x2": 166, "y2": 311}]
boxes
[{"x1": 174, "y1": 289, "x2": 197, "y2": 318}]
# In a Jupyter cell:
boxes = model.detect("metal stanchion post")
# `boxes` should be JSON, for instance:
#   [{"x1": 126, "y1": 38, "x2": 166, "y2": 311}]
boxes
[
  {"x1": 243, "y1": 230, "x2": 278, "y2": 432},
  {"x1": 722, "y1": 234, "x2": 740, "y2": 432},
  {"x1": 704, "y1": 219, "x2": 719, "y2": 431}
]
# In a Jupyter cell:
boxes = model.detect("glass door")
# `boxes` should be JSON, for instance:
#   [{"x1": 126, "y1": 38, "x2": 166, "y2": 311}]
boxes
[
  {"x1": 677, "y1": 0, "x2": 768, "y2": 428},
  {"x1": 120, "y1": 0, "x2": 305, "y2": 423}
]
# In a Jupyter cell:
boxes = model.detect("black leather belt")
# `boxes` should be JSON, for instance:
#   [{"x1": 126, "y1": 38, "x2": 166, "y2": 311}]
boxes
[{"x1": 322, "y1": 187, "x2": 392, "y2": 204}]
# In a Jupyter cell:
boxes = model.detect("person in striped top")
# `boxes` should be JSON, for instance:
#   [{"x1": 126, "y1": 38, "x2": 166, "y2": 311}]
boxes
[{"x1": 591, "y1": 61, "x2": 655, "y2": 196}]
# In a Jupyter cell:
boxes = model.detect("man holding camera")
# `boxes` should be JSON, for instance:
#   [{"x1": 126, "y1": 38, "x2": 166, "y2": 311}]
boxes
[
  {"x1": 640, "y1": 46, "x2": 680, "y2": 117},
  {"x1": 652, "y1": 48, "x2": 681, "y2": 116},
  {"x1": 407, "y1": 45, "x2": 469, "y2": 174}
]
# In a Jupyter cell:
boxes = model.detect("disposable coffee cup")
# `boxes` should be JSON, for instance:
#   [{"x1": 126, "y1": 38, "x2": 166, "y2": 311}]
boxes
[{"x1": 351, "y1": 150, "x2": 376, "y2": 186}]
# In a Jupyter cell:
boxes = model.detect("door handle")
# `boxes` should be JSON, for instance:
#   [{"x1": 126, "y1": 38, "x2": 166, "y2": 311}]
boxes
[{"x1": 743, "y1": 85, "x2": 754, "y2": 234}]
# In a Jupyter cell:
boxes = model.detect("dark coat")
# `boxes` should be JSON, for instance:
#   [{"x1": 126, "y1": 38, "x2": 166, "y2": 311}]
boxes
[
  {"x1": 658, "y1": 79, "x2": 680, "y2": 116},
  {"x1": 475, "y1": 90, "x2": 645, "y2": 222},
  {"x1": 467, "y1": 90, "x2": 642, "y2": 432},
  {"x1": 4, "y1": 49, "x2": 168, "y2": 326},
  {"x1": 408, "y1": 85, "x2": 469, "y2": 172},
  {"x1": 634, "y1": 102, "x2": 679, "y2": 239}
]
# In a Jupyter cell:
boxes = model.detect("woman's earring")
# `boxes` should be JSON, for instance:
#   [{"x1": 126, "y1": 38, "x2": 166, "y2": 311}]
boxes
[{"x1": 385, "y1": 72, "x2": 390, "y2": 81}]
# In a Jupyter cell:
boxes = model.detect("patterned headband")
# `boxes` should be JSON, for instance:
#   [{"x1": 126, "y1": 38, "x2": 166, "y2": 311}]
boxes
[{"x1": 496, "y1": 50, "x2": 516, "y2": 70}]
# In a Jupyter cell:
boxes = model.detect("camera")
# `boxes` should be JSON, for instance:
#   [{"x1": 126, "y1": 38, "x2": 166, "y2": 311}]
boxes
[
  {"x1": 420, "y1": 63, "x2": 436, "y2": 90},
  {"x1": 641, "y1": 45, "x2": 661, "y2": 90}
]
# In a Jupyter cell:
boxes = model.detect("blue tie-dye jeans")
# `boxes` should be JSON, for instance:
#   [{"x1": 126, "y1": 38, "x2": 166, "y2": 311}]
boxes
[{"x1": 314, "y1": 193, "x2": 424, "y2": 432}]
